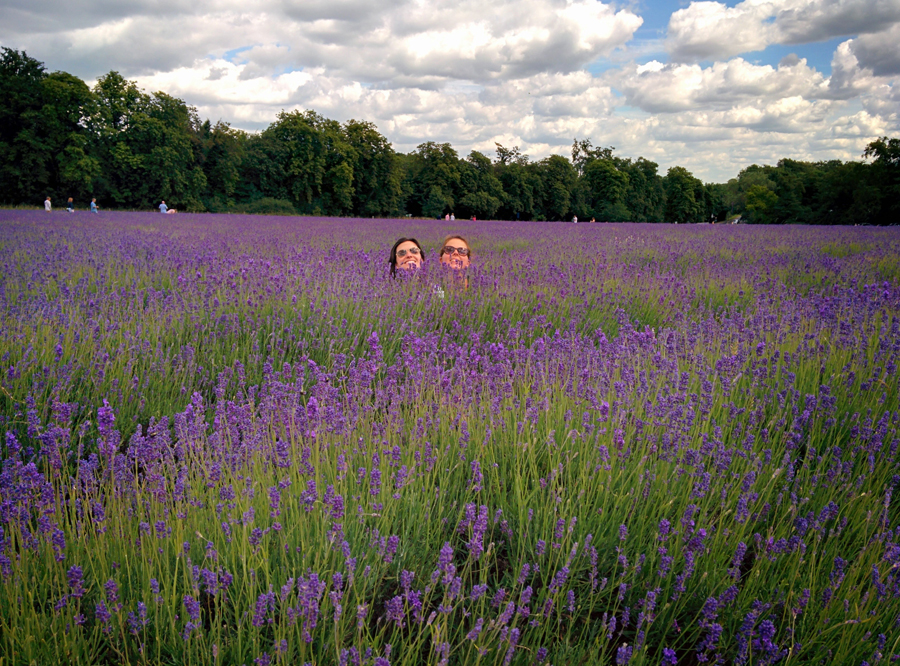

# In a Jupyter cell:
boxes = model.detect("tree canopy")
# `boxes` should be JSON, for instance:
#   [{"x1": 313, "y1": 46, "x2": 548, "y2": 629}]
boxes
[{"x1": 0, "y1": 48, "x2": 896, "y2": 224}]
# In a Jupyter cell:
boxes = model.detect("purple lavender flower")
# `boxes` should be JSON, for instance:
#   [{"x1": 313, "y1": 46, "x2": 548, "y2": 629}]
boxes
[
  {"x1": 67, "y1": 566, "x2": 86, "y2": 598},
  {"x1": 95, "y1": 601, "x2": 111, "y2": 632},
  {"x1": 184, "y1": 595, "x2": 201, "y2": 622},
  {"x1": 384, "y1": 595, "x2": 405, "y2": 626},
  {"x1": 466, "y1": 617, "x2": 484, "y2": 641},
  {"x1": 104, "y1": 578, "x2": 121, "y2": 611},
  {"x1": 51, "y1": 528, "x2": 66, "y2": 562}
]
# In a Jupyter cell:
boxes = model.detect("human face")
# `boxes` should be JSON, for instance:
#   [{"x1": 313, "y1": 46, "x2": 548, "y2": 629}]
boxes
[
  {"x1": 440, "y1": 239, "x2": 470, "y2": 269},
  {"x1": 395, "y1": 240, "x2": 423, "y2": 270}
]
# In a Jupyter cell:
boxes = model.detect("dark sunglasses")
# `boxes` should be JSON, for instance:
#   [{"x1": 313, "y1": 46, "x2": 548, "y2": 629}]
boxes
[
  {"x1": 396, "y1": 247, "x2": 421, "y2": 258},
  {"x1": 442, "y1": 245, "x2": 470, "y2": 256}
]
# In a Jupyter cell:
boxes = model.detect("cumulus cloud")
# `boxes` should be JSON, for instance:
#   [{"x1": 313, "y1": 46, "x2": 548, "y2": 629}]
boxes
[
  {"x1": 775, "y1": 0, "x2": 900, "y2": 44},
  {"x1": 666, "y1": 1, "x2": 776, "y2": 62},
  {"x1": 1, "y1": 0, "x2": 641, "y2": 85},
  {"x1": 666, "y1": 0, "x2": 900, "y2": 63},
  {"x1": 850, "y1": 23, "x2": 900, "y2": 76},
  {"x1": 616, "y1": 57, "x2": 827, "y2": 113},
  {"x1": 0, "y1": 0, "x2": 896, "y2": 182}
]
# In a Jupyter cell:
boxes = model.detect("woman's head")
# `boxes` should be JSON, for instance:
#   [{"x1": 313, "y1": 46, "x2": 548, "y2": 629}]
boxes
[
  {"x1": 389, "y1": 238, "x2": 425, "y2": 276},
  {"x1": 439, "y1": 235, "x2": 471, "y2": 270}
]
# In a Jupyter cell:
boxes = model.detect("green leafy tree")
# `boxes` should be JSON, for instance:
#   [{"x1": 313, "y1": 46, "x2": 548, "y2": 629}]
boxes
[
  {"x1": 863, "y1": 136, "x2": 900, "y2": 225},
  {"x1": 571, "y1": 138, "x2": 614, "y2": 176},
  {"x1": 405, "y1": 142, "x2": 461, "y2": 218},
  {"x1": 664, "y1": 166, "x2": 704, "y2": 223},
  {"x1": 41, "y1": 72, "x2": 100, "y2": 198},
  {"x1": 497, "y1": 162, "x2": 535, "y2": 220},
  {"x1": 236, "y1": 132, "x2": 291, "y2": 205},
  {"x1": 494, "y1": 143, "x2": 528, "y2": 167},
  {"x1": 265, "y1": 110, "x2": 357, "y2": 215},
  {"x1": 458, "y1": 151, "x2": 504, "y2": 219},
  {"x1": 493, "y1": 144, "x2": 534, "y2": 219},
  {"x1": 344, "y1": 119, "x2": 402, "y2": 217},
  {"x1": 583, "y1": 159, "x2": 629, "y2": 220},
  {"x1": 744, "y1": 184, "x2": 779, "y2": 223},
  {"x1": 620, "y1": 157, "x2": 665, "y2": 222},
  {"x1": 0, "y1": 49, "x2": 51, "y2": 203},
  {"x1": 90, "y1": 72, "x2": 206, "y2": 209},
  {"x1": 197, "y1": 120, "x2": 247, "y2": 211},
  {"x1": 533, "y1": 154, "x2": 577, "y2": 220}
]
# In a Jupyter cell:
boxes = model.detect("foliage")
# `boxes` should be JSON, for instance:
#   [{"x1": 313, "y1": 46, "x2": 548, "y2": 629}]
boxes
[
  {"x1": 664, "y1": 166, "x2": 704, "y2": 223},
  {"x1": 0, "y1": 49, "x2": 898, "y2": 224}
]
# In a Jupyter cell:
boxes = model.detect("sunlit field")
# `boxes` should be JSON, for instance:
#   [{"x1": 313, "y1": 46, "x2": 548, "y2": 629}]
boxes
[{"x1": 1, "y1": 210, "x2": 899, "y2": 666}]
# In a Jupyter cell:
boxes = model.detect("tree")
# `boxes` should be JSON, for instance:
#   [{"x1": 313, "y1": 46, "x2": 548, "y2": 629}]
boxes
[
  {"x1": 41, "y1": 72, "x2": 100, "y2": 198},
  {"x1": 458, "y1": 150, "x2": 504, "y2": 219},
  {"x1": 621, "y1": 157, "x2": 665, "y2": 222},
  {"x1": 89, "y1": 72, "x2": 150, "y2": 207},
  {"x1": 664, "y1": 166, "x2": 704, "y2": 223},
  {"x1": 497, "y1": 162, "x2": 535, "y2": 220},
  {"x1": 494, "y1": 143, "x2": 528, "y2": 166},
  {"x1": 863, "y1": 136, "x2": 900, "y2": 225},
  {"x1": 344, "y1": 119, "x2": 402, "y2": 217},
  {"x1": 0, "y1": 48, "x2": 50, "y2": 203},
  {"x1": 405, "y1": 142, "x2": 461, "y2": 218},
  {"x1": 534, "y1": 155, "x2": 577, "y2": 220},
  {"x1": 744, "y1": 184, "x2": 779, "y2": 222},
  {"x1": 571, "y1": 138, "x2": 614, "y2": 176},
  {"x1": 265, "y1": 110, "x2": 356, "y2": 215},
  {"x1": 197, "y1": 120, "x2": 247, "y2": 211},
  {"x1": 583, "y1": 159, "x2": 629, "y2": 220}
]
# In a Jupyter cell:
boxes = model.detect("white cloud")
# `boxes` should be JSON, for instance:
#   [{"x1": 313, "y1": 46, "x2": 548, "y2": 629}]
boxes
[
  {"x1": 1, "y1": 0, "x2": 641, "y2": 85},
  {"x1": 616, "y1": 57, "x2": 827, "y2": 113},
  {"x1": 850, "y1": 23, "x2": 900, "y2": 76},
  {"x1": 666, "y1": 0, "x2": 900, "y2": 63},
  {"x1": 0, "y1": 0, "x2": 897, "y2": 183},
  {"x1": 666, "y1": 1, "x2": 776, "y2": 62},
  {"x1": 775, "y1": 0, "x2": 900, "y2": 44}
]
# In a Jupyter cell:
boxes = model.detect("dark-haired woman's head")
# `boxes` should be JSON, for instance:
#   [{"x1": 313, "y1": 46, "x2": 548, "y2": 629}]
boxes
[
  {"x1": 389, "y1": 238, "x2": 425, "y2": 276},
  {"x1": 439, "y1": 235, "x2": 471, "y2": 270}
]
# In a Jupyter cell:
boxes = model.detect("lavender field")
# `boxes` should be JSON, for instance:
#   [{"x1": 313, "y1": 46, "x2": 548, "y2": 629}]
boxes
[{"x1": 1, "y1": 210, "x2": 899, "y2": 666}]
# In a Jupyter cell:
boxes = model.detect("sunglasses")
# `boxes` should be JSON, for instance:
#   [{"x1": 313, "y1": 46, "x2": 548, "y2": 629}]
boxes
[
  {"x1": 396, "y1": 247, "x2": 421, "y2": 258},
  {"x1": 442, "y1": 245, "x2": 470, "y2": 257}
]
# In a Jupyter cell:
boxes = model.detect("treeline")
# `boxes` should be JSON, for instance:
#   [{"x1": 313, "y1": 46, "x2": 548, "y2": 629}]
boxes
[{"x1": 2, "y1": 48, "x2": 898, "y2": 223}]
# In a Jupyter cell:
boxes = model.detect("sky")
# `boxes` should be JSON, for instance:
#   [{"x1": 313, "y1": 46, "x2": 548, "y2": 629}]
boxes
[{"x1": 2, "y1": 0, "x2": 898, "y2": 182}]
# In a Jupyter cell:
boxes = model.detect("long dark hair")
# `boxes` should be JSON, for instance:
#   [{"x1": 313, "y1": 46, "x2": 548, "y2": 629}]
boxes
[{"x1": 388, "y1": 237, "x2": 425, "y2": 277}]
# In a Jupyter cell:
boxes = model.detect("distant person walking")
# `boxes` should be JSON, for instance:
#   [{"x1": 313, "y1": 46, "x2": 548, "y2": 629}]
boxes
[
  {"x1": 90, "y1": 198, "x2": 99, "y2": 214},
  {"x1": 66, "y1": 197, "x2": 74, "y2": 212},
  {"x1": 159, "y1": 200, "x2": 168, "y2": 214},
  {"x1": 44, "y1": 197, "x2": 51, "y2": 211},
  {"x1": 573, "y1": 215, "x2": 578, "y2": 224}
]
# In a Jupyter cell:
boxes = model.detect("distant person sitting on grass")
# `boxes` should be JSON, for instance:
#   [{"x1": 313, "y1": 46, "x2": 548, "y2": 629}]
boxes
[
  {"x1": 159, "y1": 200, "x2": 168, "y2": 214},
  {"x1": 66, "y1": 197, "x2": 74, "y2": 212},
  {"x1": 389, "y1": 237, "x2": 425, "y2": 277},
  {"x1": 90, "y1": 198, "x2": 99, "y2": 214},
  {"x1": 44, "y1": 197, "x2": 51, "y2": 211}
]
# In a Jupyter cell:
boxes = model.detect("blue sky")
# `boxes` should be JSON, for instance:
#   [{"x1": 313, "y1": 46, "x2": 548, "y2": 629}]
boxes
[{"x1": 1, "y1": 0, "x2": 897, "y2": 181}]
